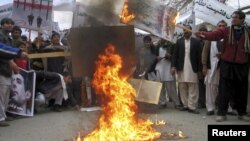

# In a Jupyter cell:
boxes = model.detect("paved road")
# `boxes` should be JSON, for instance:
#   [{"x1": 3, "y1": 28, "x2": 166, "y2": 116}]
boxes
[{"x1": 0, "y1": 104, "x2": 249, "y2": 141}]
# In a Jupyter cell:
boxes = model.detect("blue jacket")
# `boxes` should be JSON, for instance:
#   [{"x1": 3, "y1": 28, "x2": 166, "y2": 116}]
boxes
[
  {"x1": 0, "y1": 42, "x2": 22, "y2": 77},
  {"x1": 0, "y1": 42, "x2": 21, "y2": 59}
]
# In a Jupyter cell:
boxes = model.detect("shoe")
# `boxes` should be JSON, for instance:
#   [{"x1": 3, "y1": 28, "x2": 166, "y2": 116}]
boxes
[
  {"x1": 174, "y1": 105, "x2": 183, "y2": 109},
  {"x1": 159, "y1": 104, "x2": 167, "y2": 109},
  {"x1": 238, "y1": 115, "x2": 250, "y2": 122},
  {"x1": 179, "y1": 107, "x2": 188, "y2": 111},
  {"x1": 216, "y1": 116, "x2": 227, "y2": 122},
  {"x1": 0, "y1": 121, "x2": 10, "y2": 127},
  {"x1": 207, "y1": 111, "x2": 215, "y2": 116},
  {"x1": 227, "y1": 110, "x2": 237, "y2": 116},
  {"x1": 188, "y1": 109, "x2": 200, "y2": 114},
  {"x1": 53, "y1": 105, "x2": 62, "y2": 112},
  {"x1": 5, "y1": 117, "x2": 14, "y2": 121},
  {"x1": 197, "y1": 104, "x2": 206, "y2": 109}
]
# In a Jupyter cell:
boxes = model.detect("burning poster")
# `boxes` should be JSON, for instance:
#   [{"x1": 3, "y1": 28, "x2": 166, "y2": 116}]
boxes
[
  {"x1": 172, "y1": 11, "x2": 195, "y2": 43},
  {"x1": 120, "y1": 0, "x2": 178, "y2": 41},
  {"x1": 72, "y1": 0, "x2": 124, "y2": 27},
  {"x1": 11, "y1": 0, "x2": 53, "y2": 31},
  {"x1": 7, "y1": 68, "x2": 36, "y2": 117},
  {"x1": 69, "y1": 26, "x2": 136, "y2": 78}
]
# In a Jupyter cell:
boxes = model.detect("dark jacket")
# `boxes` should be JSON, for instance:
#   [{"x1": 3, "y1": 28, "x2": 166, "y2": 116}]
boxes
[
  {"x1": 0, "y1": 30, "x2": 15, "y2": 77},
  {"x1": 42, "y1": 45, "x2": 65, "y2": 74},
  {"x1": 172, "y1": 37, "x2": 201, "y2": 73},
  {"x1": 203, "y1": 27, "x2": 249, "y2": 64},
  {"x1": 36, "y1": 71, "x2": 61, "y2": 94}
]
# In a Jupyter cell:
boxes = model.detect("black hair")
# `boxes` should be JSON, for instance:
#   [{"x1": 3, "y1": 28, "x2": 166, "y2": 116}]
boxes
[
  {"x1": 21, "y1": 35, "x2": 28, "y2": 41},
  {"x1": 232, "y1": 10, "x2": 246, "y2": 20},
  {"x1": 1, "y1": 18, "x2": 14, "y2": 26},
  {"x1": 62, "y1": 71, "x2": 70, "y2": 77},
  {"x1": 217, "y1": 20, "x2": 227, "y2": 27},
  {"x1": 184, "y1": 24, "x2": 192, "y2": 30},
  {"x1": 12, "y1": 26, "x2": 22, "y2": 34},
  {"x1": 143, "y1": 35, "x2": 152, "y2": 42},
  {"x1": 51, "y1": 31, "x2": 60, "y2": 38},
  {"x1": 199, "y1": 25, "x2": 208, "y2": 32}
]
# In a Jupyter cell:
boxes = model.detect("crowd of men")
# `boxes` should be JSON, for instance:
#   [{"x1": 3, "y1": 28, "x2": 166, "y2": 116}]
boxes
[
  {"x1": 0, "y1": 10, "x2": 250, "y2": 128},
  {"x1": 0, "y1": 17, "x2": 79, "y2": 127},
  {"x1": 137, "y1": 10, "x2": 250, "y2": 122}
]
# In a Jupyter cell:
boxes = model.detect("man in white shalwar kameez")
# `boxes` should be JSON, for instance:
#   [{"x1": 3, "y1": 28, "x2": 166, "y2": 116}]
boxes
[
  {"x1": 202, "y1": 41, "x2": 220, "y2": 115},
  {"x1": 171, "y1": 25, "x2": 201, "y2": 114},
  {"x1": 202, "y1": 20, "x2": 227, "y2": 115},
  {"x1": 155, "y1": 40, "x2": 180, "y2": 109}
]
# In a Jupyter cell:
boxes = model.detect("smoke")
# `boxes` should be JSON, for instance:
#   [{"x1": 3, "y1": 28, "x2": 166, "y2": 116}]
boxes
[{"x1": 77, "y1": 0, "x2": 124, "y2": 26}]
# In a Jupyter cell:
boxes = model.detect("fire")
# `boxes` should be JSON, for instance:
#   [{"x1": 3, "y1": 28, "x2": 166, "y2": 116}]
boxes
[
  {"x1": 80, "y1": 44, "x2": 161, "y2": 141},
  {"x1": 173, "y1": 12, "x2": 180, "y2": 25},
  {"x1": 120, "y1": 0, "x2": 135, "y2": 23}
]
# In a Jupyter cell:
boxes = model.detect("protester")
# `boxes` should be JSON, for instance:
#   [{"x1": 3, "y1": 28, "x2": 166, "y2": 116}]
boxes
[
  {"x1": 202, "y1": 20, "x2": 227, "y2": 115},
  {"x1": 43, "y1": 32, "x2": 65, "y2": 74},
  {"x1": 155, "y1": 39, "x2": 180, "y2": 109},
  {"x1": 196, "y1": 10, "x2": 250, "y2": 122},
  {"x1": 172, "y1": 25, "x2": 202, "y2": 114},
  {"x1": 0, "y1": 42, "x2": 28, "y2": 127},
  {"x1": 35, "y1": 71, "x2": 72, "y2": 112}
]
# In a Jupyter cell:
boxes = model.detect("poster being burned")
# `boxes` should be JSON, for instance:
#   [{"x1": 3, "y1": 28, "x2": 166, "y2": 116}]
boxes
[
  {"x1": 120, "y1": 0, "x2": 178, "y2": 41},
  {"x1": 8, "y1": 69, "x2": 36, "y2": 117},
  {"x1": 12, "y1": 0, "x2": 53, "y2": 31}
]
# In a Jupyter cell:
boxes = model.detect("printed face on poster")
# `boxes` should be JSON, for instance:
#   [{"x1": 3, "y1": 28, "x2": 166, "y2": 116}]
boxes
[
  {"x1": 8, "y1": 69, "x2": 36, "y2": 117},
  {"x1": 11, "y1": 0, "x2": 53, "y2": 31}
]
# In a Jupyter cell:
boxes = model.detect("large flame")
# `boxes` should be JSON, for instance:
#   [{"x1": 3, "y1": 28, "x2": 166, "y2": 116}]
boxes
[
  {"x1": 79, "y1": 44, "x2": 160, "y2": 141},
  {"x1": 120, "y1": 0, "x2": 135, "y2": 23}
]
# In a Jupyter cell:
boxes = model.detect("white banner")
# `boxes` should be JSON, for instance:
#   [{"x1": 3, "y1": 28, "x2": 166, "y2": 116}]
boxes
[
  {"x1": 0, "y1": 3, "x2": 12, "y2": 20},
  {"x1": 121, "y1": 0, "x2": 177, "y2": 42},
  {"x1": 12, "y1": 0, "x2": 53, "y2": 31},
  {"x1": 73, "y1": 0, "x2": 124, "y2": 27},
  {"x1": 172, "y1": 11, "x2": 195, "y2": 43},
  {"x1": 194, "y1": 0, "x2": 250, "y2": 26}
]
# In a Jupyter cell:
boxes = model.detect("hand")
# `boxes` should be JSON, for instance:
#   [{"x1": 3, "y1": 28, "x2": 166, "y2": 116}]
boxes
[
  {"x1": 216, "y1": 52, "x2": 222, "y2": 59},
  {"x1": 9, "y1": 60, "x2": 19, "y2": 74},
  {"x1": 202, "y1": 66, "x2": 208, "y2": 76},
  {"x1": 195, "y1": 31, "x2": 205, "y2": 38},
  {"x1": 20, "y1": 52, "x2": 28, "y2": 59},
  {"x1": 171, "y1": 67, "x2": 176, "y2": 75}
]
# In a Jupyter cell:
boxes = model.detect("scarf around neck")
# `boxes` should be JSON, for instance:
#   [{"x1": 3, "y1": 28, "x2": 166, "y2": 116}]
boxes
[{"x1": 228, "y1": 25, "x2": 250, "y2": 53}]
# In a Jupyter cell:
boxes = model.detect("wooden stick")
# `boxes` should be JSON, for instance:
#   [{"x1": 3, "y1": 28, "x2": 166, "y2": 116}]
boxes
[{"x1": 28, "y1": 52, "x2": 71, "y2": 59}]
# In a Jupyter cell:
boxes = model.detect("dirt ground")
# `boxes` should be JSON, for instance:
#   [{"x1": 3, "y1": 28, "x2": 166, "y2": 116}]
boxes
[{"x1": 0, "y1": 103, "x2": 249, "y2": 141}]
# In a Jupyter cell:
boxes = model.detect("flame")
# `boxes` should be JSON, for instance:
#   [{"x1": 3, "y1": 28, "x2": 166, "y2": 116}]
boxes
[
  {"x1": 80, "y1": 44, "x2": 160, "y2": 141},
  {"x1": 178, "y1": 130, "x2": 186, "y2": 139},
  {"x1": 173, "y1": 12, "x2": 180, "y2": 25},
  {"x1": 120, "y1": 0, "x2": 135, "y2": 23}
]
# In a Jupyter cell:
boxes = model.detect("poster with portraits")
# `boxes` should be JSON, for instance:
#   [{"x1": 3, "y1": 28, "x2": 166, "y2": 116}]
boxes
[
  {"x1": 120, "y1": 0, "x2": 177, "y2": 42},
  {"x1": 7, "y1": 69, "x2": 36, "y2": 117}
]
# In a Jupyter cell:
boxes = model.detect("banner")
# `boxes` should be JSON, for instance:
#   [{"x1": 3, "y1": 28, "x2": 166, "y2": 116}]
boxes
[
  {"x1": 73, "y1": 0, "x2": 124, "y2": 27},
  {"x1": 194, "y1": 0, "x2": 250, "y2": 26},
  {"x1": 172, "y1": 11, "x2": 195, "y2": 43},
  {"x1": 0, "y1": 3, "x2": 12, "y2": 20},
  {"x1": 120, "y1": 0, "x2": 177, "y2": 42},
  {"x1": 8, "y1": 69, "x2": 36, "y2": 117},
  {"x1": 11, "y1": 0, "x2": 53, "y2": 31}
]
